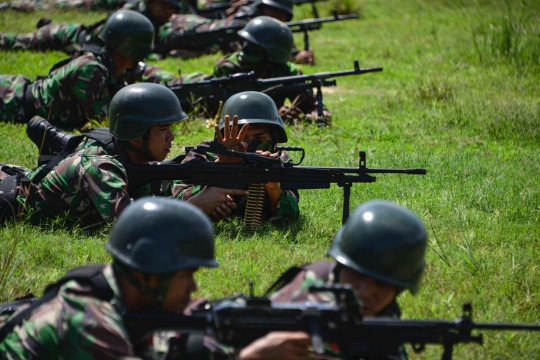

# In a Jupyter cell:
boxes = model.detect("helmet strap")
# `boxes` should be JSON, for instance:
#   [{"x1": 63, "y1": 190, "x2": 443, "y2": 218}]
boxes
[
  {"x1": 113, "y1": 262, "x2": 171, "y2": 310},
  {"x1": 332, "y1": 262, "x2": 344, "y2": 283},
  {"x1": 116, "y1": 130, "x2": 152, "y2": 161},
  {"x1": 141, "y1": 130, "x2": 152, "y2": 162},
  {"x1": 117, "y1": 139, "x2": 143, "y2": 154}
]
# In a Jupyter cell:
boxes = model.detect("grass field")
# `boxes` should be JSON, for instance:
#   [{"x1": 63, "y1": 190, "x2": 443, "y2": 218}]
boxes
[{"x1": 1, "y1": 0, "x2": 539, "y2": 357}]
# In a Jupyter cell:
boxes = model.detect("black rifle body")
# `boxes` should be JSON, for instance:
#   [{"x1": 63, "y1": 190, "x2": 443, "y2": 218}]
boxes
[
  {"x1": 122, "y1": 287, "x2": 540, "y2": 360},
  {"x1": 123, "y1": 142, "x2": 422, "y2": 223},
  {"x1": 168, "y1": 61, "x2": 381, "y2": 116},
  {"x1": 196, "y1": 0, "x2": 328, "y2": 19}
]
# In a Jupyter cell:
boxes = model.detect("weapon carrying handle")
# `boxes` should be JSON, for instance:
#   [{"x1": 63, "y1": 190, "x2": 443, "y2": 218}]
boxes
[{"x1": 275, "y1": 146, "x2": 305, "y2": 165}]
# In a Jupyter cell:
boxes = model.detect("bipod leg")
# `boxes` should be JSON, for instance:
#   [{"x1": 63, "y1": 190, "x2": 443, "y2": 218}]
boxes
[{"x1": 316, "y1": 84, "x2": 323, "y2": 117}]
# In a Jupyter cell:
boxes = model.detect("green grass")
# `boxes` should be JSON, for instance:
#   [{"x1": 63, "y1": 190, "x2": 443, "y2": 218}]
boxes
[{"x1": 1, "y1": 0, "x2": 540, "y2": 357}]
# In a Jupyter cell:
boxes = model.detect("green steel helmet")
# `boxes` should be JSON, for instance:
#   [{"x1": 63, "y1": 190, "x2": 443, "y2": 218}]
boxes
[
  {"x1": 252, "y1": 0, "x2": 293, "y2": 21},
  {"x1": 109, "y1": 83, "x2": 187, "y2": 140},
  {"x1": 328, "y1": 200, "x2": 427, "y2": 294},
  {"x1": 106, "y1": 197, "x2": 219, "y2": 274},
  {"x1": 99, "y1": 10, "x2": 155, "y2": 61},
  {"x1": 219, "y1": 91, "x2": 287, "y2": 143},
  {"x1": 238, "y1": 16, "x2": 293, "y2": 65}
]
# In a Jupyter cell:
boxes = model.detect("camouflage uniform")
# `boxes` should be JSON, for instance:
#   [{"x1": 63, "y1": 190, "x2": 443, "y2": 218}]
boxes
[
  {"x1": 169, "y1": 140, "x2": 300, "y2": 224},
  {"x1": 270, "y1": 261, "x2": 408, "y2": 360},
  {"x1": 0, "y1": 137, "x2": 149, "y2": 228},
  {"x1": 0, "y1": 3, "x2": 309, "y2": 63},
  {"x1": 157, "y1": 13, "x2": 244, "y2": 58},
  {"x1": 0, "y1": 50, "x2": 123, "y2": 129},
  {"x1": 0, "y1": 265, "x2": 138, "y2": 359},
  {"x1": 6, "y1": 0, "x2": 126, "y2": 11},
  {"x1": 213, "y1": 51, "x2": 321, "y2": 117}
]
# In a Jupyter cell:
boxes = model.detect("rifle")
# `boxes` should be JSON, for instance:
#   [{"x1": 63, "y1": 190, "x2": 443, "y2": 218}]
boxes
[
  {"x1": 287, "y1": 13, "x2": 358, "y2": 50},
  {"x1": 123, "y1": 141, "x2": 424, "y2": 223},
  {"x1": 122, "y1": 285, "x2": 540, "y2": 360},
  {"x1": 169, "y1": 60, "x2": 382, "y2": 117},
  {"x1": 196, "y1": 0, "x2": 327, "y2": 19},
  {"x1": 152, "y1": 13, "x2": 357, "y2": 55}
]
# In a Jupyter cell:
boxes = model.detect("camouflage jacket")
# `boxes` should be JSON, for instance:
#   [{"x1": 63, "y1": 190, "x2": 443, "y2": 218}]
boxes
[
  {"x1": 9, "y1": 138, "x2": 149, "y2": 228},
  {"x1": 30, "y1": 50, "x2": 123, "y2": 130},
  {"x1": 168, "y1": 141, "x2": 300, "y2": 225},
  {"x1": 270, "y1": 261, "x2": 408, "y2": 360},
  {"x1": 213, "y1": 52, "x2": 319, "y2": 114},
  {"x1": 0, "y1": 265, "x2": 136, "y2": 359}
]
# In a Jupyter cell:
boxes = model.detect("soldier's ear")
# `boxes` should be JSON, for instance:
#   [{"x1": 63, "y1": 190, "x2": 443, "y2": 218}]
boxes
[{"x1": 127, "y1": 137, "x2": 143, "y2": 150}]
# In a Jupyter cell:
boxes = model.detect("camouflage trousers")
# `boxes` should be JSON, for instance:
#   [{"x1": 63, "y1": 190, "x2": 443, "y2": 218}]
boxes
[
  {"x1": 0, "y1": 74, "x2": 32, "y2": 123},
  {"x1": 0, "y1": 23, "x2": 84, "y2": 53}
]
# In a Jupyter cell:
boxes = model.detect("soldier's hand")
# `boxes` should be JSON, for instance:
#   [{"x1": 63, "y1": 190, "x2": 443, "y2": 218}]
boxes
[
  {"x1": 210, "y1": 197, "x2": 237, "y2": 222},
  {"x1": 215, "y1": 115, "x2": 249, "y2": 162},
  {"x1": 239, "y1": 331, "x2": 311, "y2": 360},
  {"x1": 255, "y1": 150, "x2": 281, "y2": 192},
  {"x1": 294, "y1": 50, "x2": 315, "y2": 65},
  {"x1": 225, "y1": 0, "x2": 250, "y2": 16},
  {"x1": 279, "y1": 105, "x2": 304, "y2": 124},
  {"x1": 306, "y1": 109, "x2": 332, "y2": 127},
  {"x1": 186, "y1": 186, "x2": 248, "y2": 219}
]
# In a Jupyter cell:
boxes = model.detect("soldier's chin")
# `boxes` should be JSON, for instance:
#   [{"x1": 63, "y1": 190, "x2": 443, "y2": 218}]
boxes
[{"x1": 152, "y1": 153, "x2": 168, "y2": 162}]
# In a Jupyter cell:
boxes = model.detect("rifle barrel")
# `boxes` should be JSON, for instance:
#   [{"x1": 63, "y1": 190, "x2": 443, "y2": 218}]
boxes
[{"x1": 286, "y1": 13, "x2": 358, "y2": 27}]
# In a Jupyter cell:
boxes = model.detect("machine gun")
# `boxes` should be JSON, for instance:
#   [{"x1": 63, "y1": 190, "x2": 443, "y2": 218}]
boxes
[
  {"x1": 122, "y1": 285, "x2": 540, "y2": 360},
  {"x1": 152, "y1": 13, "x2": 357, "y2": 55},
  {"x1": 122, "y1": 141, "x2": 424, "y2": 223},
  {"x1": 197, "y1": 0, "x2": 328, "y2": 19},
  {"x1": 168, "y1": 60, "x2": 381, "y2": 117},
  {"x1": 287, "y1": 13, "x2": 358, "y2": 50}
]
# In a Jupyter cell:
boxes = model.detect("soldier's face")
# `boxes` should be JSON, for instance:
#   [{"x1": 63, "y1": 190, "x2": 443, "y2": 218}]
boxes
[
  {"x1": 161, "y1": 268, "x2": 199, "y2": 314},
  {"x1": 243, "y1": 125, "x2": 274, "y2": 152},
  {"x1": 338, "y1": 266, "x2": 398, "y2": 317},
  {"x1": 148, "y1": 0, "x2": 176, "y2": 24},
  {"x1": 261, "y1": 5, "x2": 290, "y2": 22},
  {"x1": 148, "y1": 123, "x2": 175, "y2": 161}
]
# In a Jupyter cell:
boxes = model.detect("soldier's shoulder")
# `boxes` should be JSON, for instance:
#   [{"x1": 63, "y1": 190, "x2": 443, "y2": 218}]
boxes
[
  {"x1": 285, "y1": 61, "x2": 301, "y2": 76},
  {"x1": 50, "y1": 53, "x2": 108, "y2": 79},
  {"x1": 55, "y1": 140, "x2": 124, "y2": 176}
]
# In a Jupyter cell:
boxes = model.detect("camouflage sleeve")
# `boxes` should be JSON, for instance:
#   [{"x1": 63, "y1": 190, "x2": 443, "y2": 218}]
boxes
[
  {"x1": 158, "y1": 14, "x2": 212, "y2": 43},
  {"x1": 271, "y1": 150, "x2": 299, "y2": 223},
  {"x1": 271, "y1": 190, "x2": 299, "y2": 224},
  {"x1": 213, "y1": 54, "x2": 242, "y2": 78},
  {"x1": 72, "y1": 61, "x2": 111, "y2": 121},
  {"x1": 0, "y1": 23, "x2": 83, "y2": 52},
  {"x1": 166, "y1": 142, "x2": 216, "y2": 200},
  {"x1": 36, "y1": 58, "x2": 110, "y2": 122},
  {"x1": 0, "y1": 282, "x2": 133, "y2": 359},
  {"x1": 80, "y1": 157, "x2": 132, "y2": 222},
  {"x1": 140, "y1": 64, "x2": 179, "y2": 85}
]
